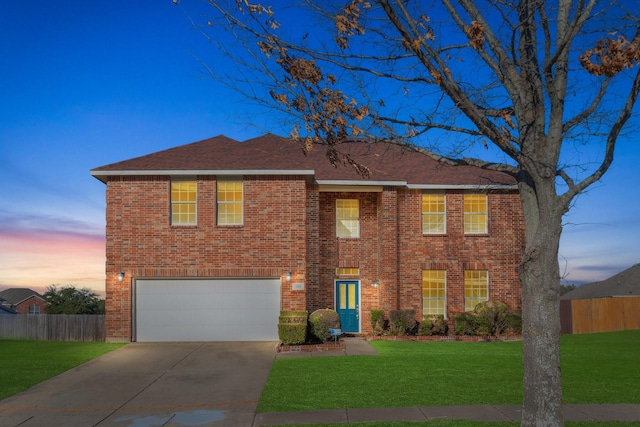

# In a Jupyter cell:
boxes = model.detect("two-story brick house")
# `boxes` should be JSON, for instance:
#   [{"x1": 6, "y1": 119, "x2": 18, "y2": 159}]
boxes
[{"x1": 91, "y1": 134, "x2": 524, "y2": 342}]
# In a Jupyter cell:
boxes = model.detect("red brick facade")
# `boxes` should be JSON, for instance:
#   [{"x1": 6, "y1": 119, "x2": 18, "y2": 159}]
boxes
[
  {"x1": 103, "y1": 174, "x2": 524, "y2": 341},
  {"x1": 13, "y1": 296, "x2": 49, "y2": 315}
]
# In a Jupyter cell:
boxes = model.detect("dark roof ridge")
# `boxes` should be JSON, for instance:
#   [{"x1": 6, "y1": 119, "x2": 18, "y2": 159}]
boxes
[{"x1": 91, "y1": 133, "x2": 517, "y2": 187}]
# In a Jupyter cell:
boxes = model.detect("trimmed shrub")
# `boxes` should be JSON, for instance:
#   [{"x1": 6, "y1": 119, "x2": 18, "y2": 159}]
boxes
[
  {"x1": 474, "y1": 300, "x2": 509, "y2": 336},
  {"x1": 278, "y1": 324, "x2": 307, "y2": 345},
  {"x1": 453, "y1": 311, "x2": 481, "y2": 336},
  {"x1": 278, "y1": 310, "x2": 308, "y2": 345},
  {"x1": 309, "y1": 309, "x2": 340, "y2": 342},
  {"x1": 505, "y1": 311, "x2": 523, "y2": 334},
  {"x1": 453, "y1": 302, "x2": 522, "y2": 336},
  {"x1": 418, "y1": 318, "x2": 434, "y2": 336},
  {"x1": 431, "y1": 315, "x2": 449, "y2": 335},
  {"x1": 370, "y1": 309, "x2": 385, "y2": 335},
  {"x1": 389, "y1": 309, "x2": 416, "y2": 335}
]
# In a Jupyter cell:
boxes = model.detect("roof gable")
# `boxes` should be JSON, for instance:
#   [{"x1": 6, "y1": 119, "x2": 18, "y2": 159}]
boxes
[
  {"x1": 91, "y1": 134, "x2": 516, "y2": 187},
  {"x1": 0, "y1": 288, "x2": 46, "y2": 306}
]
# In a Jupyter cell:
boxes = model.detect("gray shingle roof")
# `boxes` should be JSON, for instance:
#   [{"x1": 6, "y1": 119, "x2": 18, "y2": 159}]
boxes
[
  {"x1": 561, "y1": 264, "x2": 640, "y2": 300},
  {"x1": 0, "y1": 288, "x2": 46, "y2": 305},
  {"x1": 91, "y1": 134, "x2": 516, "y2": 187}
]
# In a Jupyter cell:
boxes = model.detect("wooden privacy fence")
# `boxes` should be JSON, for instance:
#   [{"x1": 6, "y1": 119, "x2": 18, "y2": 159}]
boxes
[
  {"x1": 0, "y1": 314, "x2": 105, "y2": 341},
  {"x1": 560, "y1": 296, "x2": 640, "y2": 334}
]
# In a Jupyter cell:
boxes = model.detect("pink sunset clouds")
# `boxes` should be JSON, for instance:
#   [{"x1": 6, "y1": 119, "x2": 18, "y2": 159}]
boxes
[{"x1": 0, "y1": 219, "x2": 105, "y2": 296}]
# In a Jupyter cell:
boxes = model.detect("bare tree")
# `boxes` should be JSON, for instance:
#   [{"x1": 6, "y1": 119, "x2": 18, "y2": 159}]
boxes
[{"x1": 178, "y1": 1, "x2": 640, "y2": 425}]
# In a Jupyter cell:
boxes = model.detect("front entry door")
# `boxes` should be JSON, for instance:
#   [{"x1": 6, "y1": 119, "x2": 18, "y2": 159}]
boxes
[{"x1": 336, "y1": 281, "x2": 359, "y2": 333}]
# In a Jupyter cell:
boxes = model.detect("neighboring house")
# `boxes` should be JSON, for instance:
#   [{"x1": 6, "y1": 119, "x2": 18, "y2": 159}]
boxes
[
  {"x1": 561, "y1": 264, "x2": 640, "y2": 334},
  {"x1": 91, "y1": 134, "x2": 525, "y2": 342},
  {"x1": 0, "y1": 297, "x2": 17, "y2": 314},
  {"x1": 561, "y1": 263, "x2": 640, "y2": 300},
  {"x1": 0, "y1": 288, "x2": 48, "y2": 315}
]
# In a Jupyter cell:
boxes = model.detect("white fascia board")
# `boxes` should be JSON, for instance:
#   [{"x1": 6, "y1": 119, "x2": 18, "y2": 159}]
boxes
[
  {"x1": 406, "y1": 184, "x2": 519, "y2": 190},
  {"x1": 91, "y1": 169, "x2": 316, "y2": 183},
  {"x1": 316, "y1": 180, "x2": 408, "y2": 193},
  {"x1": 316, "y1": 180, "x2": 407, "y2": 187}
]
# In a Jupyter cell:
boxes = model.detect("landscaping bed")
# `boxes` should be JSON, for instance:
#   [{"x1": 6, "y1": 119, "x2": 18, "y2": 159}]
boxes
[
  {"x1": 370, "y1": 334, "x2": 522, "y2": 342},
  {"x1": 277, "y1": 340, "x2": 345, "y2": 352}
]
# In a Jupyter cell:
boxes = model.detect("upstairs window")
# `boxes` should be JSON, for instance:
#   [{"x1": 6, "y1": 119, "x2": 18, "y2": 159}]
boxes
[
  {"x1": 217, "y1": 179, "x2": 243, "y2": 225},
  {"x1": 171, "y1": 180, "x2": 197, "y2": 226},
  {"x1": 28, "y1": 305, "x2": 40, "y2": 315},
  {"x1": 422, "y1": 270, "x2": 446, "y2": 318},
  {"x1": 464, "y1": 270, "x2": 488, "y2": 311},
  {"x1": 464, "y1": 193, "x2": 488, "y2": 234},
  {"x1": 336, "y1": 199, "x2": 359, "y2": 238},
  {"x1": 422, "y1": 192, "x2": 446, "y2": 234}
]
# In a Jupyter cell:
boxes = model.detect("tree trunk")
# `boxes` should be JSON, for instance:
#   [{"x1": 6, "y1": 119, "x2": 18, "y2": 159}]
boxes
[{"x1": 519, "y1": 181, "x2": 565, "y2": 427}]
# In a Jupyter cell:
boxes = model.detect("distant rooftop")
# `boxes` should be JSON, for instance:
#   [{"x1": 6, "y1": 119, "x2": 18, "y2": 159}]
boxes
[
  {"x1": 561, "y1": 264, "x2": 640, "y2": 300},
  {"x1": 0, "y1": 288, "x2": 46, "y2": 305}
]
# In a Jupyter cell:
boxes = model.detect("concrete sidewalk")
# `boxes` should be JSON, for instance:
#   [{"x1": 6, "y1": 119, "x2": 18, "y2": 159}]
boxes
[
  {"x1": 262, "y1": 338, "x2": 640, "y2": 425},
  {"x1": 253, "y1": 404, "x2": 640, "y2": 425}
]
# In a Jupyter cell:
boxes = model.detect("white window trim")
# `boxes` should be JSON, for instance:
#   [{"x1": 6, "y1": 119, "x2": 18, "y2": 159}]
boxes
[
  {"x1": 171, "y1": 179, "x2": 197, "y2": 226},
  {"x1": 422, "y1": 191, "x2": 447, "y2": 235},
  {"x1": 464, "y1": 270, "x2": 489, "y2": 312},
  {"x1": 217, "y1": 177, "x2": 244, "y2": 226},
  {"x1": 336, "y1": 267, "x2": 360, "y2": 276},
  {"x1": 422, "y1": 270, "x2": 447, "y2": 319},
  {"x1": 336, "y1": 199, "x2": 360, "y2": 238},
  {"x1": 464, "y1": 193, "x2": 488, "y2": 234}
]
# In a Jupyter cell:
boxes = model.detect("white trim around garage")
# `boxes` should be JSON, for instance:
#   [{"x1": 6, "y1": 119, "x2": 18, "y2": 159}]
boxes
[{"x1": 134, "y1": 278, "x2": 281, "y2": 342}]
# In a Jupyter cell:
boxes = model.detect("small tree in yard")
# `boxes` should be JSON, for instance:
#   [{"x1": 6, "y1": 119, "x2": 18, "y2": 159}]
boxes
[
  {"x1": 175, "y1": 1, "x2": 640, "y2": 425},
  {"x1": 44, "y1": 285, "x2": 104, "y2": 315}
]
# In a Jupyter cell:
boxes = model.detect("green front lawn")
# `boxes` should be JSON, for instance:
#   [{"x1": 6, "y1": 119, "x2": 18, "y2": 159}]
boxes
[
  {"x1": 0, "y1": 340, "x2": 125, "y2": 400},
  {"x1": 258, "y1": 330, "x2": 640, "y2": 413}
]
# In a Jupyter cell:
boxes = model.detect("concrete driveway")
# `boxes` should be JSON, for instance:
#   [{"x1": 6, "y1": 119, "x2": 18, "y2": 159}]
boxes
[{"x1": 0, "y1": 342, "x2": 277, "y2": 427}]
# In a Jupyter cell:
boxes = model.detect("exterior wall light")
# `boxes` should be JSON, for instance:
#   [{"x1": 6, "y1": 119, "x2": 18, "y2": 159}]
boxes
[
  {"x1": 285, "y1": 271, "x2": 292, "y2": 282},
  {"x1": 372, "y1": 279, "x2": 380, "y2": 289},
  {"x1": 117, "y1": 271, "x2": 125, "y2": 282}
]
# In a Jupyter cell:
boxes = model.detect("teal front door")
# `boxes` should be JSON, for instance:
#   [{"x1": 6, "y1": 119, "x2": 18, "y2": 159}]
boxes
[{"x1": 336, "y1": 281, "x2": 359, "y2": 333}]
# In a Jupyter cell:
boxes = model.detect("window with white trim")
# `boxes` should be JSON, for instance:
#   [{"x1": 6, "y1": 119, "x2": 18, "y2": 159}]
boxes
[
  {"x1": 217, "y1": 179, "x2": 243, "y2": 225},
  {"x1": 171, "y1": 180, "x2": 197, "y2": 226},
  {"x1": 464, "y1": 270, "x2": 489, "y2": 311},
  {"x1": 422, "y1": 192, "x2": 446, "y2": 234},
  {"x1": 336, "y1": 267, "x2": 359, "y2": 276},
  {"x1": 422, "y1": 270, "x2": 446, "y2": 318},
  {"x1": 336, "y1": 199, "x2": 359, "y2": 238},
  {"x1": 28, "y1": 305, "x2": 40, "y2": 315},
  {"x1": 464, "y1": 193, "x2": 488, "y2": 234}
]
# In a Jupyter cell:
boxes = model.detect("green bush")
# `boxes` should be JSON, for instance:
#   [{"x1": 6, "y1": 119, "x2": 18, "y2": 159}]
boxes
[
  {"x1": 431, "y1": 315, "x2": 449, "y2": 335},
  {"x1": 418, "y1": 318, "x2": 434, "y2": 336},
  {"x1": 370, "y1": 309, "x2": 385, "y2": 335},
  {"x1": 505, "y1": 311, "x2": 523, "y2": 334},
  {"x1": 309, "y1": 309, "x2": 340, "y2": 342},
  {"x1": 279, "y1": 310, "x2": 308, "y2": 324},
  {"x1": 278, "y1": 310, "x2": 308, "y2": 345},
  {"x1": 474, "y1": 300, "x2": 509, "y2": 336},
  {"x1": 389, "y1": 309, "x2": 416, "y2": 335},
  {"x1": 453, "y1": 302, "x2": 522, "y2": 336},
  {"x1": 278, "y1": 324, "x2": 307, "y2": 345},
  {"x1": 453, "y1": 311, "x2": 481, "y2": 336}
]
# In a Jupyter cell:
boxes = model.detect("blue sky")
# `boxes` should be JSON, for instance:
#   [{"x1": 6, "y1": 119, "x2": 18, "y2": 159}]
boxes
[{"x1": 1, "y1": 1, "x2": 638, "y2": 295}]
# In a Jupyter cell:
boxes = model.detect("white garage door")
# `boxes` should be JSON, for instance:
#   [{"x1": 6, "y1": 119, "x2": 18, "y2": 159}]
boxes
[{"x1": 135, "y1": 278, "x2": 280, "y2": 342}]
